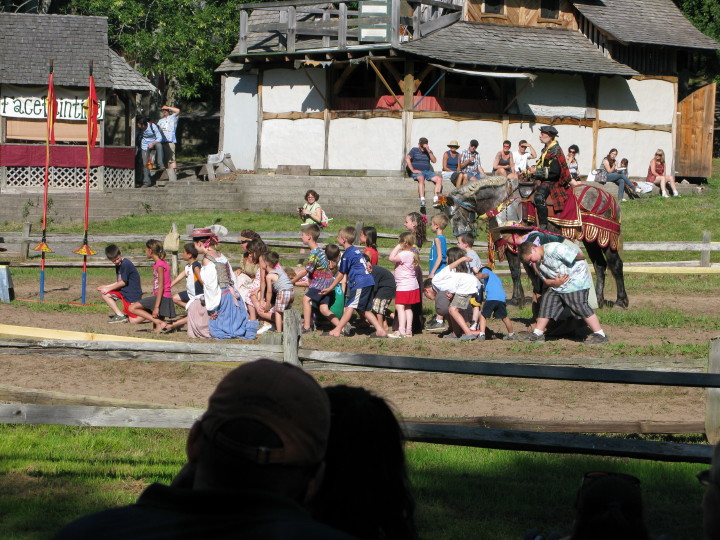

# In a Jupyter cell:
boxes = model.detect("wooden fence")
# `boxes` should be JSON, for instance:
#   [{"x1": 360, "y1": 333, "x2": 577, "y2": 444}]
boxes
[{"x1": 0, "y1": 312, "x2": 717, "y2": 463}]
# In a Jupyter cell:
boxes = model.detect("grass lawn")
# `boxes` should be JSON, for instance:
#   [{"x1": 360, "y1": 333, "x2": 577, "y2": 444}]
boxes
[{"x1": 0, "y1": 425, "x2": 708, "y2": 540}]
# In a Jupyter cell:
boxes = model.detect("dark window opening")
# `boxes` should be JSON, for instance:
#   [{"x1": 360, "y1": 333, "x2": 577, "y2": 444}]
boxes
[
  {"x1": 484, "y1": 0, "x2": 504, "y2": 15},
  {"x1": 540, "y1": 0, "x2": 559, "y2": 19}
]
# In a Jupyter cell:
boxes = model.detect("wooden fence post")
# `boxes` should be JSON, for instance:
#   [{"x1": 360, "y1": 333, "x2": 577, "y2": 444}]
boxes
[
  {"x1": 283, "y1": 309, "x2": 301, "y2": 366},
  {"x1": 700, "y1": 231, "x2": 711, "y2": 267},
  {"x1": 354, "y1": 221, "x2": 364, "y2": 245},
  {"x1": 185, "y1": 224, "x2": 194, "y2": 236},
  {"x1": 169, "y1": 223, "x2": 179, "y2": 278},
  {"x1": 20, "y1": 222, "x2": 31, "y2": 261},
  {"x1": 706, "y1": 337, "x2": 720, "y2": 444}
]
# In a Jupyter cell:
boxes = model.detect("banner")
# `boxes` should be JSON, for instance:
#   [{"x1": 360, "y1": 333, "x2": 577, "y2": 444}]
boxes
[{"x1": 0, "y1": 85, "x2": 105, "y2": 121}]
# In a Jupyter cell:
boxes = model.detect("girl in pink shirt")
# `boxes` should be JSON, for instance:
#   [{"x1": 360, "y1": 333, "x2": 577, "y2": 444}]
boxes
[
  {"x1": 389, "y1": 232, "x2": 420, "y2": 338},
  {"x1": 128, "y1": 239, "x2": 176, "y2": 333}
]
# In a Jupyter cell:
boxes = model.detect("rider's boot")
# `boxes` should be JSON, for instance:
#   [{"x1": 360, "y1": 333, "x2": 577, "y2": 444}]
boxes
[{"x1": 536, "y1": 205, "x2": 549, "y2": 230}]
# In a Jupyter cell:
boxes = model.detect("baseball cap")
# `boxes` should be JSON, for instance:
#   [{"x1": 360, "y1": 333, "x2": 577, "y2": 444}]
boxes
[
  {"x1": 200, "y1": 359, "x2": 331, "y2": 466},
  {"x1": 470, "y1": 139, "x2": 479, "y2": 147}
]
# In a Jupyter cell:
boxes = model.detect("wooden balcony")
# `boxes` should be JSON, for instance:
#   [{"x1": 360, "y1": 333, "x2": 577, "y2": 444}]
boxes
[{"x1": 236, "y1": 0, "x2": 462, "y2": 56}]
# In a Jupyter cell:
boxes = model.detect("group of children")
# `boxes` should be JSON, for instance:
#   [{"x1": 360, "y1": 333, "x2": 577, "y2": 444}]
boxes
[{"x1": 97, "y1": 210, "x2": 607, "y2": 344}]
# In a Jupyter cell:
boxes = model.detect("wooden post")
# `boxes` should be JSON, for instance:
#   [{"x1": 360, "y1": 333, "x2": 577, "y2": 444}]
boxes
[
  {"x1": 282, "y1": 309, "x2": 301, "y2": 366},
  {"x1": 705, "y1": 338, "x2": 720, "y2": 444},
  {"x1": 20, "y1": 222, "x2": 31, "y2": 261},
  {"x1": 254, "y1": 71, "x2": 264, "y2": 171},
  {"x1": 239, "y1": 10, "x2": 249, "y2": 55},
  {"x1": 322, "y1": 10, "x2": 331, "y2": 48},
  {"x1": 185, "y1": 224, "x2": 194, "y2": 237},
  {"x1": 412, "y1": 6, "x2": 420, "y2": 39},
  {"x1": 391, "y1": 0, "x2": 401, "y2": 47},
  {"x1": 354, "y1": 221, "x2": 364, "y2": 244},
  {"x1": 700, "y1": 231, "x2": 711, "y2": 267},
  {"x1": 170, "y1": 222, "x2": 179, "y2": 278},
  {"x1": 287, "y1": 6, "x2": 297, "y2": 53},
  {"x1": 338, "y1": 3, "x2": 347, "y2": 50}
]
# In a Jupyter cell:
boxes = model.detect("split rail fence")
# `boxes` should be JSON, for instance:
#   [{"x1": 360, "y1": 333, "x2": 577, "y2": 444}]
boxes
[{"x1": 0, "y1": 312, "x2": 717, "y2": 464}]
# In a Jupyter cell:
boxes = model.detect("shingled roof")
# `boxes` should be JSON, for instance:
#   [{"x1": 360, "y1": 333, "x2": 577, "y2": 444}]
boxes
[
  {"x1": 109, "y1": 50, "x2": 157, "y2": 92},
  {"x1": 398, "y1": 21, "x2": 638, "y2": 76},
  {"x1": 571, "y1": 0, "x2": 720, "y2": 50},
  {"x1": 0, "y1": 13, "x2": 113, "y2": 87}
]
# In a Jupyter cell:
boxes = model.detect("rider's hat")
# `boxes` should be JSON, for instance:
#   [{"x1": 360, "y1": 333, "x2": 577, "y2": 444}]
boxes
[
  {"x1": 490, "y1": 221, "x2": 536, "y2": 237},
  {"x1": 539, "y1": 125, "x2": 558, "y2": 137}
]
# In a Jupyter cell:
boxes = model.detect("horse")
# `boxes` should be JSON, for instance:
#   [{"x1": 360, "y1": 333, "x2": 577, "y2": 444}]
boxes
[{"x1": 440, "y1": 176, "x2": 629, "y2": 310}]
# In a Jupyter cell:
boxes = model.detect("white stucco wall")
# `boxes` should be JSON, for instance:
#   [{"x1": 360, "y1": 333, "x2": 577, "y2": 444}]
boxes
[
  {"x1": 515, "y1": 74, "x2": 588, "y2": 118},
  {"x1": 328, "y1": 118, "x2": 403, "y2": 169},
  {"x1": 507, "y1": 123, "x2": 595, "y2": 176},
  {"x1": 411, "y1": 118, "x2": 504, "y2": 173},
  {"x1": 262, "y1": 68, "x2": 326, "y2": 113},
  {"x1": 260, "y1": 119, "x2": 325, "y2": 169},
  {"x1": 598, "y1": 77, "x2": 675, "y2": 125},
  {"x1": 596, "y1": 128, "x2": 674, "y2": 177},
  {"x1": 221, "y1": 74, "x2": 258, "y2": 171}
]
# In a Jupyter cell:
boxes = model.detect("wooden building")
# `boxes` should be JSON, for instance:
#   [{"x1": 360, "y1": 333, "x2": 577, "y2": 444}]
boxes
[
  {"x1": 217, "y1": 0, "x2": 719, "y2": 178},
  {"x1": 0, "y1": 14, "x2": 156, "y2": 192}
]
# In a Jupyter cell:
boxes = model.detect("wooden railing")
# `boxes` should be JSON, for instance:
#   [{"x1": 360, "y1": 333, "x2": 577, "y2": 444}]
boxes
[{"x1": 236, "y1": 0, "x2": 462, "y2": 54}]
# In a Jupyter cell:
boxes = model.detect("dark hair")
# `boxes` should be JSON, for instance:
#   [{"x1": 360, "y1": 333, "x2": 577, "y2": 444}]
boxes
[
  {"x1": 105, "y1": 244, "x2": 121, "y2": 259},
  {"x1": 136, "y1": 116, "x2": 148, "y2": 127},
  {"x1": 518, "y1": 241, "x2": 534, "y2": 259},
  {"x1": 570, "y1": 474, "x2": 649, "y2": 540},
  {"x1": 246, "y1": 238, "x2": 268, "y2": 264},
  {"x1": 503, "y1": 139, "x2": 511, "y2": 146},
  {"x1": 470, "y1": 139, "x2": 479, "y2": 147},
  {"x1": 240, "y1": 229, "x2": 260, "y2": 241},
  {"x1": 422, "y1": 277, "x2": 434, "y2": 288},
  {"x1": 406, "y1": 212, "x2": 427, "y2": 248},
  {"x1": 606, "y1": 148, "x2": 618, "y2": 163},
  {"x1": 519, "y1": 139, "x2": 528, "y2": 146},
  {"x1": 262, "y1": 251, "x2": 280, "y2": 268},
  {"x1": 312, "y1": 386, "x2": 417, "y2": 540},
  {"x1": 325, "y1": 244, "x2": 341, "y2": 262},
  {"x1": 569, "y1": 144, "x2": 580, "y2": 155},
  {"x1": 418, "y1": 137, "x2": 428, "y2": 145},
  {"x1": 305, "y1": 189, "x2": 320, "y2": 202},
  {"x1": 446, "y1": 247, "x2": 468, "y2": 273},
  {"x1": 146, "y1": 239, "x2": 165, "y2": 260},
  {"x1": 362, "y1": 226, "x2": 377, "y2": 250},
  {"x1": 458, "y1": 232, "x2": 475, "y2": 247},
  {"x1": 183, "y1": 242, "x2": 198, "y2": 258}
]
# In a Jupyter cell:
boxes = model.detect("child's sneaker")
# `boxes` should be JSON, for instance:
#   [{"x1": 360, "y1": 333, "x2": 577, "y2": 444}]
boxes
[
  {"x1": 108, "y1": 314, "x2": 128, "y2": 323},
  {"x1": 257, "y1": 322, "x2": 273, "y2": 335},
  {"x1": 388, "y1": 331, "x2": 403, "y2": 339},
  {"x1": 519, "y1": 332, "x2": 545, "y2": 342},
  {"x1": 420, "y1": 197, "x2": 426, "y2": 207},
  {"x1": 585, "y1": 333, "x2": 609, "y2": 345},
  {"x1": 476, "y1": 333, "x2": 486, "y2": 341},
  {"x1": 426, "y1": 319, "x2": 446, "y2": 332},
  {"x1": 503, "y1": 333, "x2": 517, "y2": 341},
  {"x1": 459, "y1": 334, "x2": 476, "y2": 341}
]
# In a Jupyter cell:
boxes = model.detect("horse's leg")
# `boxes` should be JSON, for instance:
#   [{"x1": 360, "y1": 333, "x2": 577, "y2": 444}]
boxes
[
  {"x1": 585, "y1": 241, "x2": 607, "y2": 308},
  {"x1": 505, "y1": 250, "x2": 525, "y2": 308},
  {"x1": 605, "y1": 247, "x2": 629, "y2": 308}
]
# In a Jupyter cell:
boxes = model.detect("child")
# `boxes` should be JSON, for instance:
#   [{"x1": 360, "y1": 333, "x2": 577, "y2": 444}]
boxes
[
  {"x1": 170, "y1": 242, "x2": 203, "y2": 309},
  {"x1": 457, "y1": 232, "x2": 483, "y2": 329},
  {"x1": 518, "y1": 241, "x2": 608, "y2": 344},
  {"x1": 404, "y1": 211, "x2": 427, "y2": 334},
  {"x1": 364, "y1": 253, "x2": 396, "y2": 333},
  {"x1": 430, "y1": 247, "x2": 481, "y2": 340},
  {"x1": 291, "y1": 224, "x2": 338, "y2": 333},
  {"x1": 388, "y1": 232, "x2": 421, "y2": 338},
  {"x1": 617, "y1": 158, "x2": 629, "y2": 175},
  {"x1": 320, "y1": 226, "x2": 388, "y2": 338},
  {"x1": 426, "y1": 214, "x2": 449, "y2": 331},
  {"x1": 257, "y1": 251, "x2": 295, "y2": 333},
  {"x1": 474, "y1": 265, "x2": 515, "y2": 341},
  {"x1": 97, "y1": 244, "x2": 142, "y2": 323},
  {"x1": 360, "y1": 226, "x2": 379, "y2": 265},
  {"x1": 128, "y1": 239, "x2": 175, "y2": 333},
  {"x1": 324, "y1": 244, "x2": 347, "y2": 325}
]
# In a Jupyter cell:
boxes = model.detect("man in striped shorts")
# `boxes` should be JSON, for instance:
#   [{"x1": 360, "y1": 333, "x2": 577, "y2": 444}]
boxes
[{"x1": 518, "y1": 241, "x2": 608, "y2": 345}]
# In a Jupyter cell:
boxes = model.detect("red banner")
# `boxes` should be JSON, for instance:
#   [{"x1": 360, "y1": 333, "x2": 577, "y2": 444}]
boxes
[{"x1": 0, "y1": 145, "x2": 134, "y2": 168}]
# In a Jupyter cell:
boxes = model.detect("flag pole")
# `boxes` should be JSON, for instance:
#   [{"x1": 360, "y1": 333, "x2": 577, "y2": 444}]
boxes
[
  {"x1": 33, "y1": 60, "x2": 56, "y2": 301},
  {"x1": 74, "y1": 60, "x2": 97, "y2": 304}
]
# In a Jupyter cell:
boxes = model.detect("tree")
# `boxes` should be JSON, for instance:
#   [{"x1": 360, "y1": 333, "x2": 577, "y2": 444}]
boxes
[
  {"x1": 61, "y1": 0, "x2": 240, "y2": 101},
  {"x1": 678, "y1": 0, "x2": 720, "y2": 83}
]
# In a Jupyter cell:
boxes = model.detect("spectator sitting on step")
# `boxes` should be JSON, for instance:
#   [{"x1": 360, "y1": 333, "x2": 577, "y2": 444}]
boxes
[
  {"x1": 493, "y1": 140, "x2": 517, "y2": 178},
  {"x1": 298, "y1": 190, "x2": 324, "y2": 227},
  {"x1": 602, "y1": 148, "x2": 639, "y2": 201},
  {"x1": 442, "y1": 140, "x2": 466, "y2": 187},
  {"x1": 647, "y1": 149, "x2": 679, "y2": 198},
  {"x1": 459, "y1": 139, "x2": 486, "y2": 182},
  {"x1": 405, "y1": 137, "x2": 443, "y2": 210}
]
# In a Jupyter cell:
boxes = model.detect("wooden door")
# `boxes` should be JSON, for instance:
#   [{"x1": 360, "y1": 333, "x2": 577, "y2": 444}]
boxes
[{"x1": 675, "y1": 82, "x2": 716, "y2": 178}]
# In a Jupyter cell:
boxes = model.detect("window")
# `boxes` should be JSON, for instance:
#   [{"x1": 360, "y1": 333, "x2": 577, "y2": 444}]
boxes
[
  {"x1": 484, "y1": 0, "x2": 504, "y2": 15},
  {"x1": 540, "y1": 0, "x2": 559, "y2": 19}
]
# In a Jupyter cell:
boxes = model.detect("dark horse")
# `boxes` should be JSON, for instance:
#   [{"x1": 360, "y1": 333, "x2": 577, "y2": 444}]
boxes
[{"x1": 440, "y1": 176, "x2": 629, "y2": 309}]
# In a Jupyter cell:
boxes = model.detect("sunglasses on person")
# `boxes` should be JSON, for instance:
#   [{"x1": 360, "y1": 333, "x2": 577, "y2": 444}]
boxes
[
  {"x1": 568, "y1": 150, "x2": 576, "y2": 154},
  {"x1": 582, "y1": 471, "x2": 641, "y2": 487},
  {"x1": 520, "y1": 145, "x2": 527, "y2": 149},
  {"x1": 655, "y1": 153, "x2": 662, "y2": 157}
]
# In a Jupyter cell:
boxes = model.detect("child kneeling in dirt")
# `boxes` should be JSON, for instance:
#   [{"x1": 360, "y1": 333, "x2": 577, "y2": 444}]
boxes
[
  {"x1": 474, "y1": 265, "x2": 516, "y2": 341},
  {"x1": 518, "y1": 241, "x2": 608, "y2": 344},
  {"x1": 97, "y1": 244, "x2": 142, "y2": 324}
]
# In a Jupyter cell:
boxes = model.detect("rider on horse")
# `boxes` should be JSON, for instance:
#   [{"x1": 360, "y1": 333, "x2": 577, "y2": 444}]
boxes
[{"x1": 532, "y1": 125, "x2": 572, "y2": 230}]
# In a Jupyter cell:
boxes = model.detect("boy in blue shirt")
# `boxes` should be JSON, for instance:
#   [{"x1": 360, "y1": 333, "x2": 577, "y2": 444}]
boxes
[
  {"x1": 320, "y1": 226, "x2": 388, "y2": 338},
  {"x1": 474, "y1": 265, "x2": 516, "y2": 341},
  {"x1": 98, "y1": 244, "x2": 143, "y2": 323}
]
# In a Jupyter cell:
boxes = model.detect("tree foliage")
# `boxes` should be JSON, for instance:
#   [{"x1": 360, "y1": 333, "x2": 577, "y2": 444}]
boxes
[
  {"x1": 61, "y1": 0, "x2": 240, "y2": 100},
  {"x1": 678, "y1": 0, "x2": 720, "y2": 82}
]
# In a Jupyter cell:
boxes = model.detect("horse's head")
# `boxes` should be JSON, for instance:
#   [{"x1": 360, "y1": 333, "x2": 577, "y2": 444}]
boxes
[{"x1": 438, "y1": 194, "x2": 476, "y2": 237}]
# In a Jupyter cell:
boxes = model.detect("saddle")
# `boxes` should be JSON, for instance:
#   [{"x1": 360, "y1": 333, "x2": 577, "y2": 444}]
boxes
[{"x1": 517, "y1": 181, "x2": 563, "y2": 222}]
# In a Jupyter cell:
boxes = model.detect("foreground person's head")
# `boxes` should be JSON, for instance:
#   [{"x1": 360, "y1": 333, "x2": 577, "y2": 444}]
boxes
[
  {"x1": 187, "y1": 359, "x2": 331, "y2": 503},
  {"x1": 570, "y1": 471, "x2": 649, "y2": 540},
  {"x1": 312, "y1": 385, "x2": 417, "y2": 540}
]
